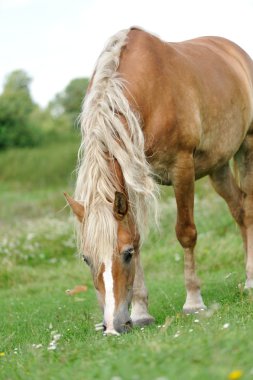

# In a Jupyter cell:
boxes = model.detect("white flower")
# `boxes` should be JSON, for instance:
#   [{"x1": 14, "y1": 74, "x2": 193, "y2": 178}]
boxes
[
  {"x1": 32, "y1": 344, "x2": 42, "y2": 349},
  {"x1": 47, "y1": 332, "x2": 62, "y2": 351},
  {"x1": 174, "y1": 253, "x2": 181, "y2": 261}
]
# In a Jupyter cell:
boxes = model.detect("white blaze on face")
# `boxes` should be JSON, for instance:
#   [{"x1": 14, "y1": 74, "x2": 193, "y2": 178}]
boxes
[{"x1": 103, "y1": 258, "x2": 118, "y2": 335}]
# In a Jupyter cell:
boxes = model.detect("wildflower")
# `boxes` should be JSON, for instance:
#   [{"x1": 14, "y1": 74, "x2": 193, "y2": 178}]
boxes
[
  {"x1": 0, "y1": 352, "x2": 5, "y2": 357},
  {"x1": 47, "y1": 332, "x2": 61, "y2": 351},
  {"x1": 194, "y1": 319, "x2": 199, "y2": 323},
  {"x1": 228, "y1": 370, "x2": 243, "y2": 380},
  {"x1": 32, "y1": 344, "x2": 42, "y2": 349},
  {"x1": 223, "y1": 323, "x2": 230, "y2": 329},
  {"x1": 174, "y1": 253, "x2": 181, "y2": 261}
]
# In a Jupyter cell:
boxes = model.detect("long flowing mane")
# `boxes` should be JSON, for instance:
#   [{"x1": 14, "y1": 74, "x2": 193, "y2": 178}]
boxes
[{"x1": 75, "y1": 28, "x2": 158, "y2": 268}]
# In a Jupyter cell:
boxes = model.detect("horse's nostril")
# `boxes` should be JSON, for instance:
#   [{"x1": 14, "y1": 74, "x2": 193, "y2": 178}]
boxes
[{"x1": 124, "y1": 320, "x2": 133, "y2": 331}]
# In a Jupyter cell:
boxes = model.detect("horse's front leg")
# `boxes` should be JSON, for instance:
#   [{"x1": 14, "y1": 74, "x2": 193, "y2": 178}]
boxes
[
  {"x1": 130, "y1": 252, "x2": 155, "y2": 326},
  {"x1": 172, "y1": 151, "x2": 206, "y2": 313}
]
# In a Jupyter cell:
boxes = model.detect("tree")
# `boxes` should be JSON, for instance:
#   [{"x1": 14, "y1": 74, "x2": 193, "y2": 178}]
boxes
[
  {"x1": 4, "y1": 70, "x2": 32, "y2": 94},
  {"x1": 0, "y1": 70, "x2": 42, "y2": 148},
  {"x1": 49, "y1": 78, "x2": 89, "y2": 125}
]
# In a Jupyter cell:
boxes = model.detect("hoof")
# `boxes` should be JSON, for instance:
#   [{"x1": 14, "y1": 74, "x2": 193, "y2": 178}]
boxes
[
  {"x1": 132, "y1": 315, "x2": 155, "y2": 327},
  {"x1": 183, "y1": 304, "x2": 207, "y2": 314},
  {"x1": 244, "y1": 279, "x2": 253, "y2": 290}
]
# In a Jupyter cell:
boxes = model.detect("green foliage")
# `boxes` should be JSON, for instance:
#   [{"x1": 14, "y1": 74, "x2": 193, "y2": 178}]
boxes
[
  {"x1": 4, "y1": 70, "x2": 32, "y2": 94},
  {"x1": 49, "y1": 77, "x2": 89, "y2": 124},
  {"x1": 60, "y1": 77, "x2": 89, "y2": 116},
  {"x1": 0, "y1": 70, "x2": 89, "y2": 150},
  {"x1": 0, "y1": 70, "x2": 43, "y2": 149},
  {"x1": 28, "y1": 107, "x2": 73, "y2": 142}
]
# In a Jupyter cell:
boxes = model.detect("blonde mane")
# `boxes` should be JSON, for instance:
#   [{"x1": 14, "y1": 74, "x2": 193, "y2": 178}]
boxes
[{"x1": 75, "y1": 28, "x2": 158, "y2": 268}]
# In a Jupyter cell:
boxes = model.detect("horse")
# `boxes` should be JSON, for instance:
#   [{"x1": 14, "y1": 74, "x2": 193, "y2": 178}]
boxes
[{"x1": 65, "y1": 27, "x2": 253, "y2": 335}]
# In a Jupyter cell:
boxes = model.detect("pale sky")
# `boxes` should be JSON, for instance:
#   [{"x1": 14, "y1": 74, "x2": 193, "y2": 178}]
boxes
[{"x1": 0, "y1": 0, "x2": 253, "y2": 107}]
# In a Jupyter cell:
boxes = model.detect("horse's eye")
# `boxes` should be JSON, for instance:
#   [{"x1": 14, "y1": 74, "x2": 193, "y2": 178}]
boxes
[
  {"x1": 123, "y1": 248, "x2": 134, "y2": 263},
  {"x1": 83, "y1": 255, "x2": 90, "y2": 266}
]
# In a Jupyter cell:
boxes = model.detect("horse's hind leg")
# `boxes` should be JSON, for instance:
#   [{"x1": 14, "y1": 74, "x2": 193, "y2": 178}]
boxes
[
  {"x1": 234, "y1": 135, "x2": 253, "y2": 289},
  {"x1": 210, "y1": 163, "x2": 246, "y2": 246}
]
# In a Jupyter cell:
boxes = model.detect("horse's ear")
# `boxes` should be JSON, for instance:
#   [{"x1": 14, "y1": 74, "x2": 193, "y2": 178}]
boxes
[
  {"x1": 64, "y1": 192, "x2": 85, "y2": 222},
  {"x1": 113, "y1": 191, "x2": 128, "y2": 221}
]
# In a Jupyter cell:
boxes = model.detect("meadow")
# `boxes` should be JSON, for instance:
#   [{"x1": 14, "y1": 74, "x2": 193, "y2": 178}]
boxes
[{"x1": 1, "y1": 137, "x2": 253, "y2": 380}]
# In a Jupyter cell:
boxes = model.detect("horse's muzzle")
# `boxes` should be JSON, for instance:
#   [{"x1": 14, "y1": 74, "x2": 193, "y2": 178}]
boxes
[{"x1": 103, "y1": 319, "x2": 133, "y2": 335}]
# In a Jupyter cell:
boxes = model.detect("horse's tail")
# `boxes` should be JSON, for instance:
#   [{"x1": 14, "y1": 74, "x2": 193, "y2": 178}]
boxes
[{"x1": 75, "y1": 28, "x2": 158, "y2": 260}]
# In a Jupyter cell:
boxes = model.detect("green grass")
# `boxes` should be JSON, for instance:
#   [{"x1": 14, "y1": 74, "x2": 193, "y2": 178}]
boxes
[{"x1": 1, "y1": 140, "x2": 253, "y2": 380}]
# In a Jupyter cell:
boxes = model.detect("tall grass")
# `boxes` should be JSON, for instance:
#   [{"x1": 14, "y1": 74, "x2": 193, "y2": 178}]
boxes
[{"x1": 0, "y1": 136, "x2": 79, "y2": 189}]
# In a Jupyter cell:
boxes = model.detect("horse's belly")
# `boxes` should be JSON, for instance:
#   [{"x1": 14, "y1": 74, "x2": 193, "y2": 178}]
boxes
[
  {"x1": 193, "y1": 121, "x2": 248, "y2": 177},
  {"x1": 149, "y1": 129, "x2": 246, "y2": 185},
  {"x1": 150, "y1": 151, "x2": 233, "y2": 185},
  {"x1": 193, "y1": 149, "x2": 231, "y2": 179},
  {"x1": 150, "y1": 153, "x2": 231, "y2": 185}
]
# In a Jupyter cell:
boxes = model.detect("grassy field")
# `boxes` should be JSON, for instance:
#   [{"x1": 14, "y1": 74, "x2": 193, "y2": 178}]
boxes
[{"x1": 1, "y1": 139, "x2": 253, "y2": 380}]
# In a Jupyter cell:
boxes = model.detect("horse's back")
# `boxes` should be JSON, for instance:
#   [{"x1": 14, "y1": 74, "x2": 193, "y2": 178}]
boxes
[{"x1": 118, "y1": 28, "x2": 253, "y2": 181}]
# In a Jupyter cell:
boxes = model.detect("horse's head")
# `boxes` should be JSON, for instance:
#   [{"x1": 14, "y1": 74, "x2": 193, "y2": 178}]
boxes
[{"x1": 65, "y1": 191, "x2": 138, "y2": 335}]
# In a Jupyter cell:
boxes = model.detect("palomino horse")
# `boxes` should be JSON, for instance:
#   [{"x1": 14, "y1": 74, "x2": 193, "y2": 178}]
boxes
[{"x1": 65, "y1": 27, "x2": 253, "y2": 335}]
